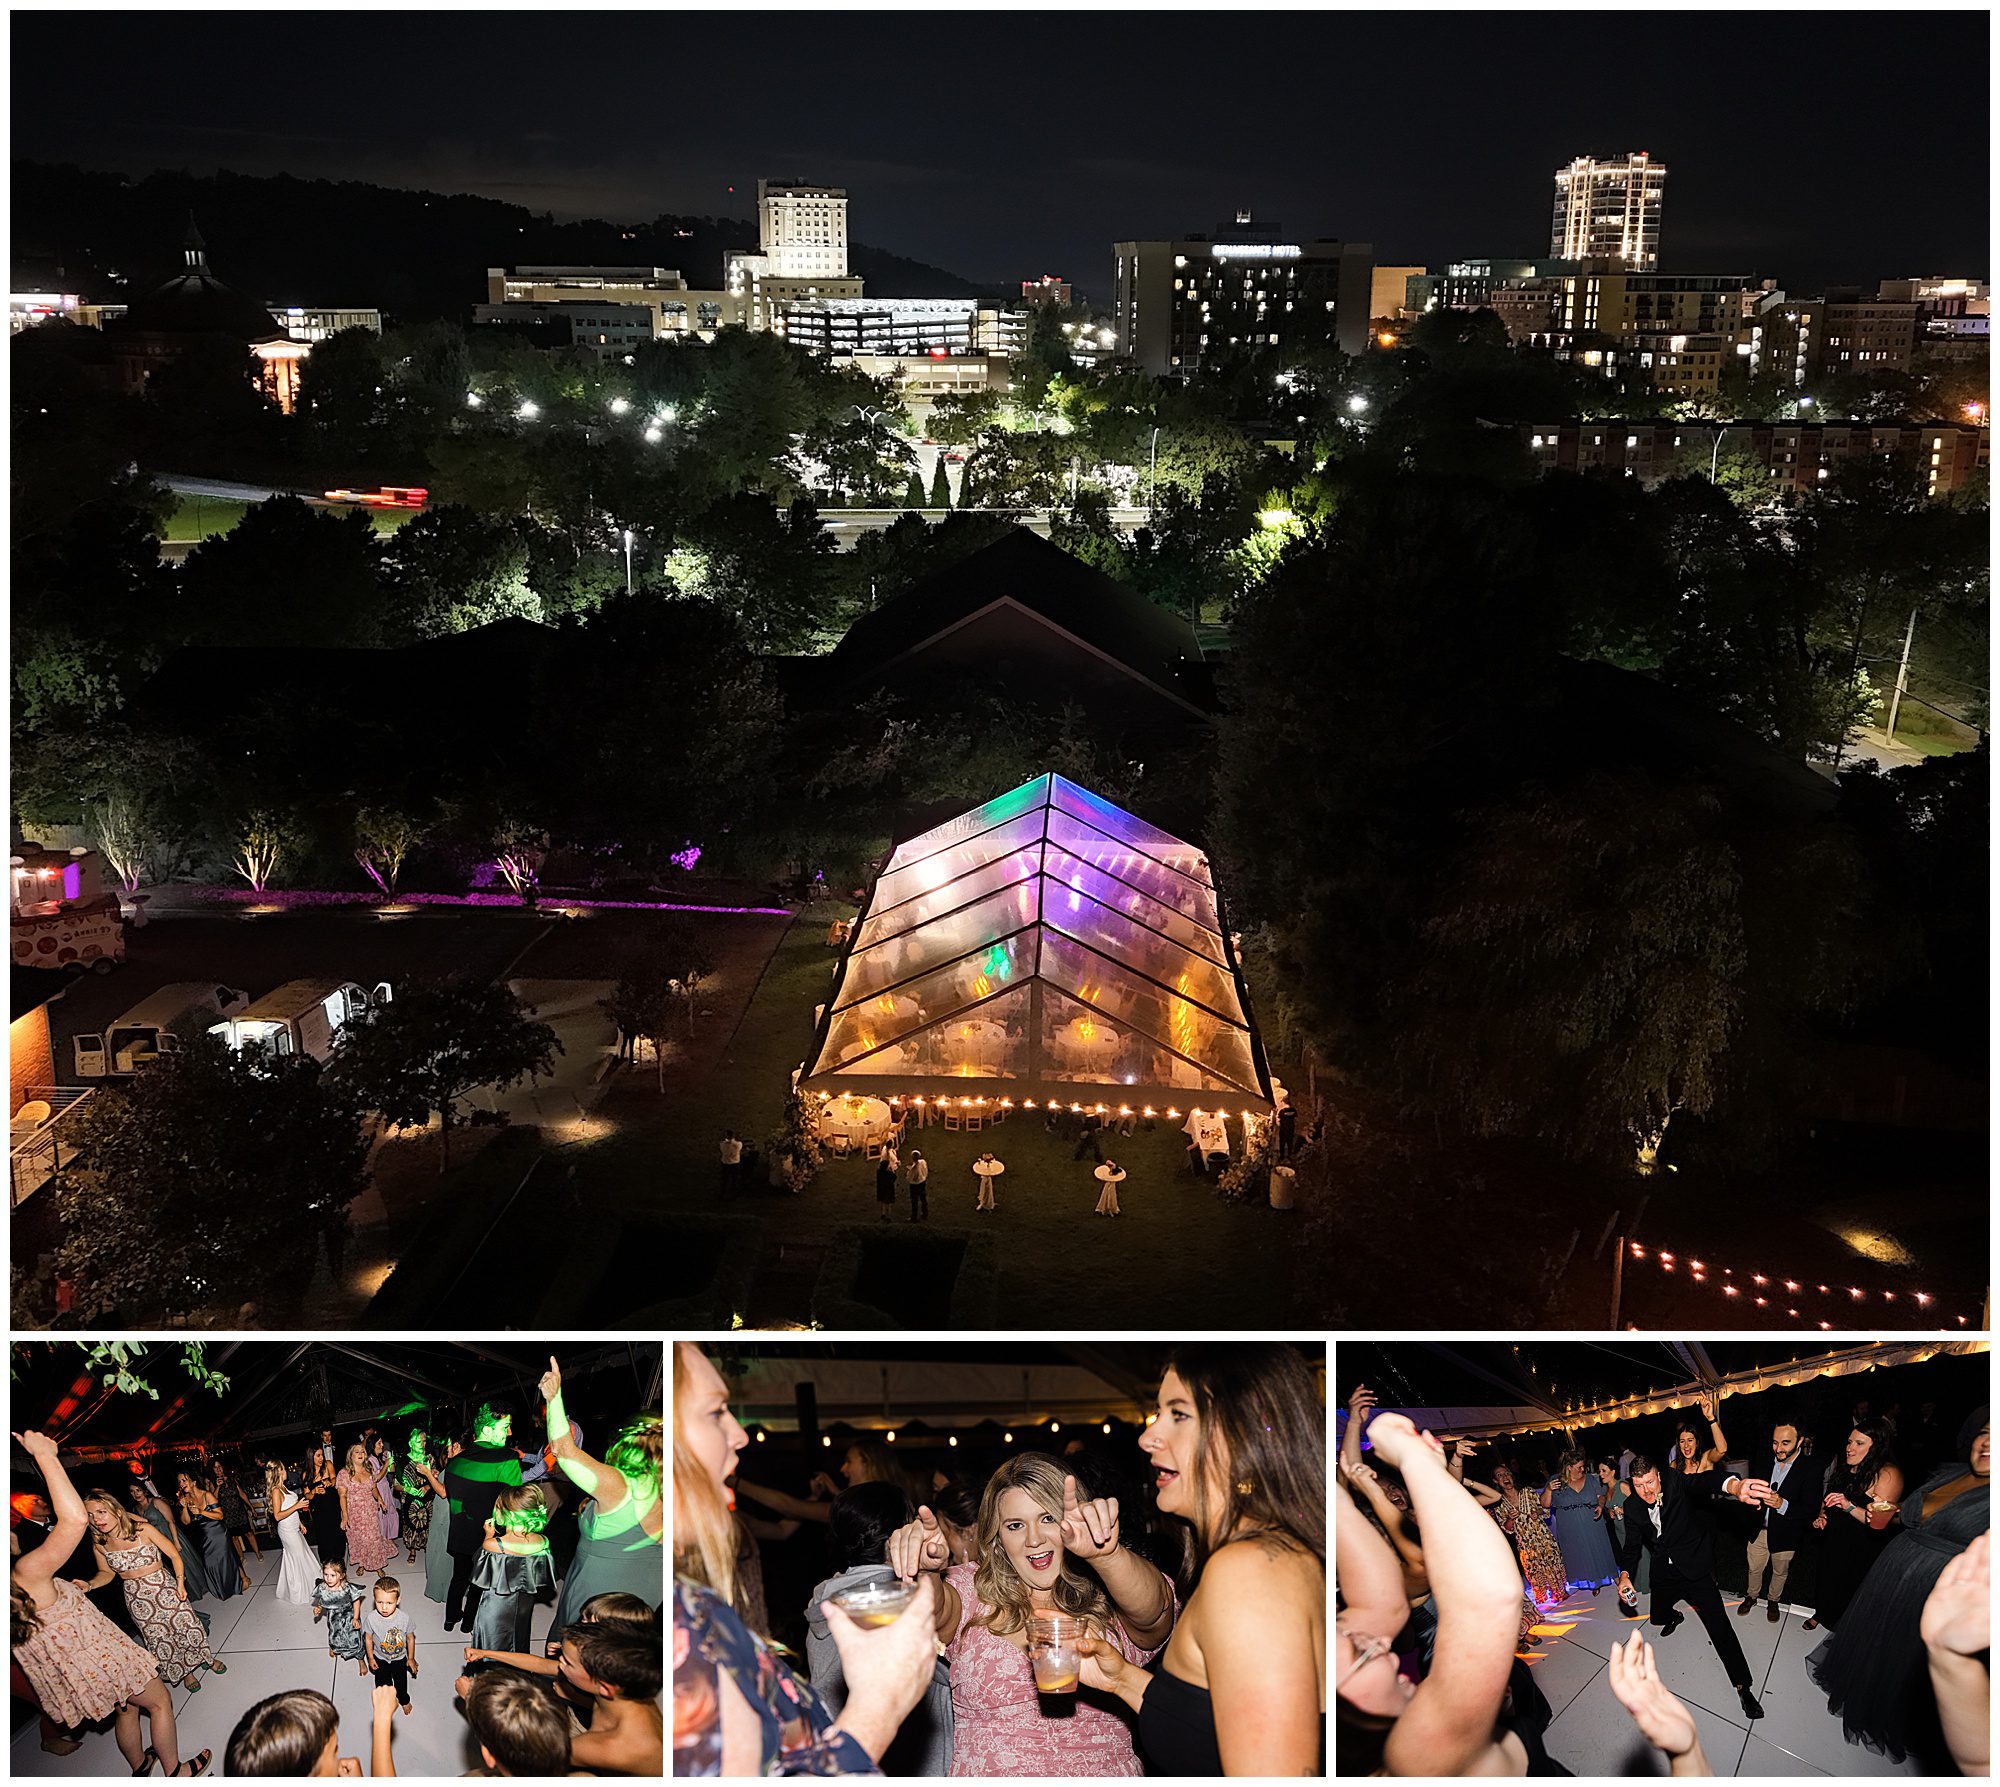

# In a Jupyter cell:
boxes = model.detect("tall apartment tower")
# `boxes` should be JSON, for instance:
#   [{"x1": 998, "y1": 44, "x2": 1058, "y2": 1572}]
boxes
[
  {"x1": 1551, "y1": 152, "x2": 1666, "y2": 270},
  {"x1": 758, "y1": 180, "x2": 849, "y2": 279}
]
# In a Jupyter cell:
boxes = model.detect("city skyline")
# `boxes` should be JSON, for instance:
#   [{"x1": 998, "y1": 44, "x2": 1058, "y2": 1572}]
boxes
[{"x1": 10, "y1": 9, "x2": 1988, "y2": 296}]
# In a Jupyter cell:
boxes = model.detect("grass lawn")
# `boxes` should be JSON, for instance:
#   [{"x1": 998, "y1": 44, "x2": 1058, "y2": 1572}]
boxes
[
  {"x1": 161, "y1": 495, "x2": 417, "y2": 542},
  {"x1": 571, "y1": 906, "x2": 1299, "y2": 1328}
]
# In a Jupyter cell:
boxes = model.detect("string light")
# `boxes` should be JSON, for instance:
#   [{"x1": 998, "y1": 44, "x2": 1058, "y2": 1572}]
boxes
[{"x1": 1621, "y1": 1243, "x2": 1957, "y2": 1325}]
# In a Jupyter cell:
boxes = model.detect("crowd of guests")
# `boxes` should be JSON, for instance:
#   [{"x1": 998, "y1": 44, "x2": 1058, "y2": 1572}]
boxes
[
  {"x1": 1337, "y1": 1382, "x2": 1989, "y2": 1776},
  {"x1": 10, "y1": 1355, "x2": 664, "y2": 1775},
  {"x1": 675, "y1": 1340, "x2": 1326, "y2": 1775}
]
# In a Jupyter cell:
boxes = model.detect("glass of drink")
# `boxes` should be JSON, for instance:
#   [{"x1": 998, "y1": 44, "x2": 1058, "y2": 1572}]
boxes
[
  {"x1": 1028, "y1": 1611, "x2": 1085, "y2": 1693},
  {"x1": 1865, "y1": 1500, "x2": 1897, "y2": 1531},
  {"x1": 827, "y1": 1578, "x2": 918, "y2": 1629}
]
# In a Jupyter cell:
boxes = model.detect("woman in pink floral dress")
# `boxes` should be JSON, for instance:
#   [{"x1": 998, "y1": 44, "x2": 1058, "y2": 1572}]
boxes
[
  {"x1": 888, "y1": 1452, "x2": 1178, "y2": 1776},
  {"x1": 11, "y1": 1431, "x2": 210, "y2": 1775},
  {"x1": 338, "y1": 1444, "x2": 395, "y2": 1576}
]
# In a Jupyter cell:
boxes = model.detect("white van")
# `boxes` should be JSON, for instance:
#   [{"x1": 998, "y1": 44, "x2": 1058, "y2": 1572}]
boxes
[
  {"x1": 73, "y1": 982, "x2": 251, "y2": 1079},
  {"x1": 208, "y1": 980, "x2": 392, "y2": 1064}
]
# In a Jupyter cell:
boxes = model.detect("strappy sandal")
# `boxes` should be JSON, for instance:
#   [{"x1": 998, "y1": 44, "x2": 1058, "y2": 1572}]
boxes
[
  {"x1": 209, "y1": 1661, "x2": 228, "y2": 1675},
  {"x1": 130, "y1": 1743, "x2": 158, "y2": 1774},
  {"x1": 173, "y1": 1749, "x2": 213, "y2": 1776}
]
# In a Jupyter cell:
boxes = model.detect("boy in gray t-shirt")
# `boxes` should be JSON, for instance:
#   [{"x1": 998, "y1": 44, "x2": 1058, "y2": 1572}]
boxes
[{"x1": 361, "y1": 1576, "x2": 419, "y2": 1711}]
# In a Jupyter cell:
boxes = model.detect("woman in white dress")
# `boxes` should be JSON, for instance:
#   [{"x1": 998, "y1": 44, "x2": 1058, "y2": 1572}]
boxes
[{"x1": 265, "y1": 1461, "x2": 322, "y2": 1606}]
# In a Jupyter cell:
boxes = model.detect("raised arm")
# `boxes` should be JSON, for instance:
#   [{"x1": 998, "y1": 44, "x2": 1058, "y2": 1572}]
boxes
[
  {"x1": 538, "y1": 1354, "x2": 639, "y2": 1516},
  {"x1": 1340, "y1": 1385, "x2": 1377, "y2": 1475},
  {"x1": 1340, "y1": 1460, "x2": 1427, "y2": 1590},
  {"x1": 884, "y1": 1505, "x2": 962, "y2": 1642},
  {"x1": 1059, "y1": 1473, "x2": 1174, "y2": 1650},
  {"x1": 1371, "y1": 1415, "x2": 1523, "y2": 1778},
  {"x1": 730, "y1": 1476, "x2": 835, "y2": 1524},
  {"x1": 1695, "y1": 1392, "x2": 1727, "y2": 1468},
  {"x1": 10, "y1": 1432, "x2": 88, "y2": 1592}
]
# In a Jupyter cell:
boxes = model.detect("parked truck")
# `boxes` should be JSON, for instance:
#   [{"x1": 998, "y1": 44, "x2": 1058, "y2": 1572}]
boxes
[
  {"x1": 73, "y1": 983, "x2": 250, "y2": 1079},
  {"x1": 207, "y1": 980, "x2": 391, "y2": 1064}
]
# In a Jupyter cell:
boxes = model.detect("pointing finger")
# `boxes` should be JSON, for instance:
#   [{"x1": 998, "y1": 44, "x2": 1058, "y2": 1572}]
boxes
[
  {"x1": 917, "y1": 1504, "x2": 938, "y2": 1530},
  {"x1": 1063, "y1": 1474, "x2": 1081, "y2": 1513}
]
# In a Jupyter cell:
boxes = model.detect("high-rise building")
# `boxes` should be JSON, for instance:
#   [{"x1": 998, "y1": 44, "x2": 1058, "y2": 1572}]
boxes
[
  {"x1": 1113, "y1": 214, "x2": 1375, "y2": 376},
  {"x1": 756, "y1": 179, "x2": 849, "y2": 280},
  {"x1": 1551, "y1": 152, "x2": 1667, "y2": 270}
]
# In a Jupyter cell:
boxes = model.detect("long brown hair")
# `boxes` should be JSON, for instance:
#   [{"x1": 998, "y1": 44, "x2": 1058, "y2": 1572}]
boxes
[
  {"x1": 971, "y1": 1453, "x2": 1114, "y2": 1640},
  {"x1": 1165, "y1": 1343, "x2": 1325, "y2": 1572},
  {"x1": 672, "y1": 1343, "x2": 739, "y2": 1612}
]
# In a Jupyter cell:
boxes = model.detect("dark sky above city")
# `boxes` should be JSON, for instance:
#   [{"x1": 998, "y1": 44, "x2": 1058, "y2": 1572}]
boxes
[{"x1": 11, "y1": 9, "x2": 1988, "y2": 295}]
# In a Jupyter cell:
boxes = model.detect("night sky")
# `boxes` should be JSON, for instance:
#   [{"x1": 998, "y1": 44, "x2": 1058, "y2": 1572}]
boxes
[{"x1": 11, "y1": 9, "x2": 1988, "y2": 296}]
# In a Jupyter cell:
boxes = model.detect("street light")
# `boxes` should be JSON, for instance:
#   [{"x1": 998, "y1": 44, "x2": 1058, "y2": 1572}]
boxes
[
  {"x1": 643, "y1": 425, "x2": 663, "y2": 444},
  {"x1": 1147, "y1": 424, "x2": 1161, "y2": 518},
  {"x1": 1709, "y1": 425, "x2": 1729, "y2": 483},
  {"x1": 623, "y1": 528, "x2": 634, "y2": 596},
  {"x1": 465, "y1": 391, "x2": 483, "y2": 408},
  {"x1": 1347, "y1": 394, "x2": 1369, "y2": 415},
  {"x1": 516, "y1": 400, "x2": 539, "y2": 420},
  {"x1": 609, "y1": 397, "x2": 630, "y2": 416}
]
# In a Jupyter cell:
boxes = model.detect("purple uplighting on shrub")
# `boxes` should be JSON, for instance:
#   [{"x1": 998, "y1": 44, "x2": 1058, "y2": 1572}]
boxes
[
  {"x1": 670, "y1": 844, "x2": 704, "y2": 872},
  {"x1": 183, "y1": 886, "x2": 792, "y2": 917}
]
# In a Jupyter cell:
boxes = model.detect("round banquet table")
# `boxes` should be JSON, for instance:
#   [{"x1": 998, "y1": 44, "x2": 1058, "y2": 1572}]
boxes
[
  {"x1": 1053, "y1": 1016, "x2": 1121, "y2": 1072},
  {"x1": 934, "y1": 1017, "x2": 1007, "y2": 1073},
  {"x1": 819, "y1": 1096, "x2": 893, "y2": 1149}
]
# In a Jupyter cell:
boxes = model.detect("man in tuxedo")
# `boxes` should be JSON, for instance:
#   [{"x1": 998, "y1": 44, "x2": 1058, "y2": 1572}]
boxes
[
  {"x1": 1737, "y1": 1420, "x2": 1826, "y2": 1624},
  {"x1": 1616, "y1": 1452, "x2": 1771, "y2": 1721}
]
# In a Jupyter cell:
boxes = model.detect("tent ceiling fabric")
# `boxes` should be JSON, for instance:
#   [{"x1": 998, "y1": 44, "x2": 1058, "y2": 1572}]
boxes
[
  {"x1": 803, "y1": 774, "x2": 1273, "y2": 1108},
  {"x1": 728, "y1": 1358, "x2": 1141, "y2": 1427},
  {"x1": 1344, "y1": 1340, "x2": 1989, "y2": 1441},
  {"x1": 12, "y1": 1342, "x2": 646, "y2": 1456}
]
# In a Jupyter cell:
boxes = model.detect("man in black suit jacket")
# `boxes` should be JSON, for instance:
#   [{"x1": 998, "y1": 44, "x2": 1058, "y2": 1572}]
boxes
[
  {"x1": 443, "y1": 1404, "x2": 523, "y2": 1633},
  {"x1": 1616, "y1": 1452, "x2": 1771, "y2": 1721},
  {"x1": 1737, "y1": 1419, "x2": 1826, "y2": 1624}
]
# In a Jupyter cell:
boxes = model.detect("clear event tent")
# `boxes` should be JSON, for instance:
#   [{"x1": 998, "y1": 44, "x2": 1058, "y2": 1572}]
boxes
[{"x1": 800, "y1": 774, "x2": 1275, "y2": 1116}]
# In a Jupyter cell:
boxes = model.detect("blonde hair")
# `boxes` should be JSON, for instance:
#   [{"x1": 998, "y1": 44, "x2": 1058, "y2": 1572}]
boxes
[
  {"x1": 82, "y1": 1489, "x2": 139, "y2": 1545},
  {"x1": 264, "y1": 1460, "x2": 289, "y2": 1513},
  {"x1": 672, "y1": 1343, "x2": 739, "y2": 1613},
  {"x1": 343, "y1": 1443, "x2": 370, "y2": 1480},
  {"x1": 971, "y1": 1453, "x2": 1114, "y2": 1641}
]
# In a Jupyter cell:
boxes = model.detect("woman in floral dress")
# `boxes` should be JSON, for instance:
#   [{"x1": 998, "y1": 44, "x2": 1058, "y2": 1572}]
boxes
[
  {"x1": 83, "y1": 1491, "x2": 226, "y2": 1693},
  {"x1": 1470, "y1": 1464, "x2": 1566, "y2": 1610},
  {"x1": 13, "y1": 1434, "x2": 208, "y2": 1776},
  {"x1": 338, "y1": 1444, "x2": 395, "y2": 1576}
]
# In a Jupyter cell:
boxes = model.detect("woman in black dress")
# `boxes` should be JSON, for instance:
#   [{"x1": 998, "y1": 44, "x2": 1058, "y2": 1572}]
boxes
[
  {"x1": 1802, "y1": 1419, "x2": 1903, "y2": 1632},
  {"x1": 1073, "y1": 1343, "x2": 1325, "y2": 1774},
  {"x1": 306, "y1": 1438, "x2": 345, "y2": 1566},
  {"x1": 1807, "y1": 1407, "x2": 1989, "y2": 1769}
]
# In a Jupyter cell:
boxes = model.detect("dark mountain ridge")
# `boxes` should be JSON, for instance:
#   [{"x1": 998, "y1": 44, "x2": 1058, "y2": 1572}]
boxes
[{"x1": 11, "y1": 160, "x2": 984, "y2": 321}]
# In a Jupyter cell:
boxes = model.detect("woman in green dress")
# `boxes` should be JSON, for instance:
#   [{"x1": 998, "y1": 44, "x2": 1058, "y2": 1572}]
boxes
[{"x1": 538, "y1": 1356, "x2": 662, "y2": 1648}]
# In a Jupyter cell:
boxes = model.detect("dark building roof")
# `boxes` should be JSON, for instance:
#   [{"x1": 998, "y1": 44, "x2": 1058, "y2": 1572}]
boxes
[
  {"x1": 11, "y1": 968, "x2": 71, "y2": 1026},
  {"x1": 109, "y1": 221, "x2": 285, "y2": 343},
  {"x1": 828, "y1": 529, "x2": 1213, "y2": 718}
]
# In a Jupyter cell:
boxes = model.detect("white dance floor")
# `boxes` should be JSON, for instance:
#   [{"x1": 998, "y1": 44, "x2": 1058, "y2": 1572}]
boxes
[
  {"x1": 1522, "y1": 1582, "x2": 1923, "y2": 1777},
  {"x1": 10, "y1": 1545, "x2": 557, "y2": 1777}
]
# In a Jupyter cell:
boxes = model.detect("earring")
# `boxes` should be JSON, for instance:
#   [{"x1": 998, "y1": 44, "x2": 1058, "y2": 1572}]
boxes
[{"x1": 1235, "y1": 1478, "x2": 1254, "y2": 1498}]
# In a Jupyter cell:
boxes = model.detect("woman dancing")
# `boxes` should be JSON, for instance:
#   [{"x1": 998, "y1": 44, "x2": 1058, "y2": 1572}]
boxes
[
  {"x1": 131, "y1": 1479, "x2": 211, "y2": 1604},
  {"x1": 1542, "y1": 1452, "x2": 1619, "y2": 1594},
  {"x1": 338, "y1": 1443, "x2": 395, "y2": 1576},
  {"x1": 1802, "y1": 1418, "x2": 1904, "y2": 1633},
  {"x1": 266, "y1": 1461, "x2": 322, "y2": 1606},
  {"x1": 1078, "y1": 1343, "x2": 1326, "y2": 1774},
  {"x1": 12, "y1": 1433, "x2": 208, "y2": 1776},
  {"x1": 674, "y1": 1341, "x2": 939, "y2": 1773},
  {"x1": 1470, "y1": 1463, "x2": 1566, "y2": 1609},
  {"x1": 395, "y1": 1430, "x2": 433, "y2": 1566},
  {"x1": 413, "y1": 1435, "x2": 456, "y2": 1605},
  {"x1": 83, "y1": 1489, "x2": 226, "y2": 1693},
  {"x1": 890, "y1": 1451, "x2": 1179, "y2": 1775},
  {"x1": 1807, "y1": 1408, "x2": 1987, "y2": 1770},
  {"x1": 178, "y1": 1469, "x2": 244, "y2": 1601},
  {"x1": 541, "y1": 1356, "x2": 663, "y2": 1641},
  {"x1": 1667, "y1": 1392, "x2": 1728, "y2": 1474}
]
